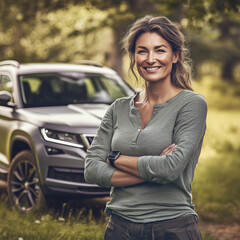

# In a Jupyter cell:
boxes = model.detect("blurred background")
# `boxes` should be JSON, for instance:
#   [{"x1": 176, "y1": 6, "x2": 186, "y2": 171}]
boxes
[
  {"x1": 0, "y1": 0, "x2": 240, "y2": 239},
  {"x1": 1, "y1": 0, "x2": 240, "y2": 85}
]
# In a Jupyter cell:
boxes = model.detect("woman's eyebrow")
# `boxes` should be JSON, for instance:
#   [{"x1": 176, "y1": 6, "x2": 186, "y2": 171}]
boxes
[
  {"x1": 155, "y1": 45, "x2": 168, "y2": 49},
  {"x1": 136, "y1": 44, "x2": 168, "y2": 49},
  {"x1": 136, "y1": 46, "x2": 147, "y2": 50}
]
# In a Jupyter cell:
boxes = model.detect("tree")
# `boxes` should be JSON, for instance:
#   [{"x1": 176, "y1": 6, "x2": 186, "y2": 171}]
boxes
[
  {"x1": 0, "y1": 1, "x2": 112, "y2": 63},
  {"x1": 1, "y1": 0, "x2": 240, "y2": 81},
  {"x1": 185, "y1": 0, "x2": 240, "y2": 81},
  {"x1": 0, "y1": 0, "x2": 71, "y2": 61}
]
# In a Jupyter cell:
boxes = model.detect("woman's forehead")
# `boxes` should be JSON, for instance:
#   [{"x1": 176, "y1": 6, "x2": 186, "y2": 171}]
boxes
[{"x1": 135, "y1": 32, "x2": 171, "y2": 48}]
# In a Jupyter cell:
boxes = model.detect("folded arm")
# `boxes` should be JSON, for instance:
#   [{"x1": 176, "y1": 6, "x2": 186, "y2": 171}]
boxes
[{"x1": 109, "y1": 144, "x2": 177, "y2": 186}]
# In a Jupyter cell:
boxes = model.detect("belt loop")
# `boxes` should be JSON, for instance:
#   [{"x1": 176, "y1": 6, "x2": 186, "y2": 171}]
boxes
[{"x1": 151, "y1": 225, "x2": 155, "y2": 240}]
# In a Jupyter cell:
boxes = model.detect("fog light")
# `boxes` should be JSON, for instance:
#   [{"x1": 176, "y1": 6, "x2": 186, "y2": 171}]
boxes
[{"x1": 45, "y1": 147, "x2": 64, "y2": 155}]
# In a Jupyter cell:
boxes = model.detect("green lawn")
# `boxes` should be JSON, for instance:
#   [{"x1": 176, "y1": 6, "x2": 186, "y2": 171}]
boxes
[{"x1": 0, "y1": 195, "x2": 107, "y2": 240}]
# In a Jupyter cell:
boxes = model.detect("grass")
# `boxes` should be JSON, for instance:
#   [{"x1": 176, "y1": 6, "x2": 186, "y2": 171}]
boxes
[{"x1": 0, "y1": 194, "x2": 107, "y2": 240}]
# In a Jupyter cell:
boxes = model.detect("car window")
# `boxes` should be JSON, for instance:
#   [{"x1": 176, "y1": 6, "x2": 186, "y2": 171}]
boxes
[
  {"x1": 19, "y1": 72, "x2": 134, "y2": 107},
  {"x1": 101, "y1": 76, "x2": 127, "y2": 99}
]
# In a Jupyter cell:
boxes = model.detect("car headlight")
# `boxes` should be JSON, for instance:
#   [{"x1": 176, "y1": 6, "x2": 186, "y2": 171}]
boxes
[{"x1": 41, "y1": 128, "x2": 84, "y2": 148}]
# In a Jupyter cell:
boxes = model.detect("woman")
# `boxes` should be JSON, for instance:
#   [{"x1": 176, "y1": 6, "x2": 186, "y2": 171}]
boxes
[{"x1": 85, "y1": 15, "x2": 207, "y2": 240}]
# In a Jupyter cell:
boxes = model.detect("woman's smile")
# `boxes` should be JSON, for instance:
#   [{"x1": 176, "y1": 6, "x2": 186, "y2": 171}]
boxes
[{"x1": 144, "y1": 66, "x2": 162, "y2": 73}]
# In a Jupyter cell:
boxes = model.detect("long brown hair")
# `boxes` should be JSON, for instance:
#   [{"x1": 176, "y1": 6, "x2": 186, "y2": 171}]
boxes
[{"x1": 122, "y1": 15, "x2": 193, "y2": 91}]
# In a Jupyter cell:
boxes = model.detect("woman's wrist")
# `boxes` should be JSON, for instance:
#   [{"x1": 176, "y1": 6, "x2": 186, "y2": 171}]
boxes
[{"x1": 114, "y1": 155, "x2": 140, "y2": 177}]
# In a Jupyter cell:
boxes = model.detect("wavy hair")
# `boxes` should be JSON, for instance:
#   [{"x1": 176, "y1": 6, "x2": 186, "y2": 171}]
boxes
[{"x1": 122, "y1": 15, "x2": 193, "y2": 91}]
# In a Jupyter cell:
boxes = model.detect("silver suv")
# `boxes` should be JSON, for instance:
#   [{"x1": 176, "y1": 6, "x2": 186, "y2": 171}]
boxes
[{"x1": 0, "y1": 60, "x2": 134, "y2": 213}]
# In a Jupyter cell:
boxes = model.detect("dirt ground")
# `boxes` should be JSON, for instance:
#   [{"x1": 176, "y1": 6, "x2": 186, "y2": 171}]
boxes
[{"x1": 199, "y1": 221, "x2": 240, "y2": 240}]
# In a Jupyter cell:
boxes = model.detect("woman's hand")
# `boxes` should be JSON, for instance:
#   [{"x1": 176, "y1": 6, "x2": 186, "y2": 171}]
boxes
[{"x1": 160, "y1": 144, "x2": 177, "y2": 156}]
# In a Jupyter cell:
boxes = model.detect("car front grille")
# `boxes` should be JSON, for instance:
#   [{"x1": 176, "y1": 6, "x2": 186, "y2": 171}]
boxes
[
  {"x1": 86, "y1": 135, "x2": 95, "y2": 145},
  {"x1": 80, "y1": 134, "x2": 95, "y2": 149},
  {"x1": 47, "y1": 166, "x2": 86, "y2": 183}
]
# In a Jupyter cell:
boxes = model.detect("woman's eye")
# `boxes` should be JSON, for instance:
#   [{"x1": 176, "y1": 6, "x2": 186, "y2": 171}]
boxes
[
  {"x1": 137, "y1": 50, "x2": 147, "y2": 54},
  {"x1": 157, "y1": 49, "x2": 165, "y2": 53}
]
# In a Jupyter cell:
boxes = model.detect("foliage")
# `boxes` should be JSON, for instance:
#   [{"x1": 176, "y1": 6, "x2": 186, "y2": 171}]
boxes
[
  {"x1": 0, "y1": 4, "x2": 112, "y2": 64},
  {"x1": 185, "y1": 0, "x2": 240, "y2": 81},
  {"x1": 1, "y1": 0, "x2": 239, "y2": 80}
]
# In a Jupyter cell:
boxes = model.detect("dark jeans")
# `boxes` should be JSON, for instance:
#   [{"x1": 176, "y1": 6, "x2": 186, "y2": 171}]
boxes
[{"x1": 104, "y1": 214, "x2": 202, "y2": 240}]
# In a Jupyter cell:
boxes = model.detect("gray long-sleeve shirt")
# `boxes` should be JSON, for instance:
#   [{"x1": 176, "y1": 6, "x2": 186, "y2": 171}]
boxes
[{"x1": 84, "y1": 89, "x2": 207, "y2": 223}]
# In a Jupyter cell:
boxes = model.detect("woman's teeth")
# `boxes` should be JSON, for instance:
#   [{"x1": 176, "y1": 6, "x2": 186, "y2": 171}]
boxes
[{"x1": 145, "y1": 67, "x2": 161, "y2": 71}]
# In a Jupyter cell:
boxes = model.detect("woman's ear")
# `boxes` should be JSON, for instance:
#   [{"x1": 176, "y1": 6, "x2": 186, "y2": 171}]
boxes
[{"x1": 173, "y1": 51, "x2": 179, "y2": 64}]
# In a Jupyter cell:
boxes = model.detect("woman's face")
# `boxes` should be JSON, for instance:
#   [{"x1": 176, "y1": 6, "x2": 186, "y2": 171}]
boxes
[{"x1": 135, "y1": 32, "x2": 178, "y2": 83}]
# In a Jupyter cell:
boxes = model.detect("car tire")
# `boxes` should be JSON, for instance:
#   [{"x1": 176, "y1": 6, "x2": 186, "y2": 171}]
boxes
[{"x1": 7, "y1": 150, "x2": 46, "y2": 214}]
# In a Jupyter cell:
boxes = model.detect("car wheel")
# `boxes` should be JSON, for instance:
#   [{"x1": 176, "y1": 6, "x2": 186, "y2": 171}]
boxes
[{"x1": 7, "y1": 150, "x2": 46, "y2": 213}]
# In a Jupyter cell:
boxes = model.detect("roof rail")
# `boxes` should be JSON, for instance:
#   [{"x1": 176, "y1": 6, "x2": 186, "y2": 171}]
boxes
[
  {"x1": 71, "y1": 60, "x2": 103, "y2": 68},
  {"x1": 0, "y1": 60, "x2": 20, "y2": 68}
]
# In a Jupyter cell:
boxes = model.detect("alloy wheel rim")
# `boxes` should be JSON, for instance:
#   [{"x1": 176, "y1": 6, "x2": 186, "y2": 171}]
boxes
[{"x1": 10, "y1": 159, "x2": 40, "y2": 212}]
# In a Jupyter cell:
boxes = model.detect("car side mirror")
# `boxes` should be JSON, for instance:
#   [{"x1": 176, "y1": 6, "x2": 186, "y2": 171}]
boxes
[{"x1": 0, "y1": 91, "x2": 15, "y2": 108}]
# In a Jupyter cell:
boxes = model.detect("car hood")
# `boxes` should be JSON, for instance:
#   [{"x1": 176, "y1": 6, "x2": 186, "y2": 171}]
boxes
[{"x1": 16, "y1": 104, "x2": 109, "y2": 129}]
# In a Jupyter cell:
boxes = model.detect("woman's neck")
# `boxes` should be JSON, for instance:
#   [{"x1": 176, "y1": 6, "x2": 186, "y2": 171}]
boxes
[{"x1": 140, "y1": 80, "x2": 181, "y2": 105}]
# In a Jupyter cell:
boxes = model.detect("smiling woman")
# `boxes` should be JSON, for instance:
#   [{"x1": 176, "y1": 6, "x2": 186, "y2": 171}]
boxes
[
  {"x1": 85, "y1": 15, "x2": 207, "y2": 240},
  {"x1": 123, "y1": 16, "x2": 193, "y2": 92}
]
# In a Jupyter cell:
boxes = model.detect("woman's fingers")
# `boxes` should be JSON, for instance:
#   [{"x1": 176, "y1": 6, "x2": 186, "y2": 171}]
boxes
[
  {"x1": 160, "y1": 144, "x2": 175, "y2": 155},
  {"x1": 160, "y1": 144, "x2": 177, "y2": 156}
]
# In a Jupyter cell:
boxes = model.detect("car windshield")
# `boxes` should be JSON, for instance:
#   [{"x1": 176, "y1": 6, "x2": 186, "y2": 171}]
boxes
[{"x1": 19, "y1": 72, "x2": 134, "y2": 107}]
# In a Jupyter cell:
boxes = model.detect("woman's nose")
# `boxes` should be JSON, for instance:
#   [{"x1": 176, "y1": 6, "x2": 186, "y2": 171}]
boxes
[{"x1": 146, "y1": 52, "x2": 156, "y2": 64}]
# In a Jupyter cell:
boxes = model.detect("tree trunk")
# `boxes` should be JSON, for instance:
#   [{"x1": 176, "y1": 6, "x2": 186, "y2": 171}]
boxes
[
  {"x1": 110, "y1": 28, "x2": 124, "y2": 76},
  {"x1": 222, "y1": 58, "x2": 239, "y2": 82},
  {"x1": 109, "y1": 23, "x2": 129, "y2": 77}
]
